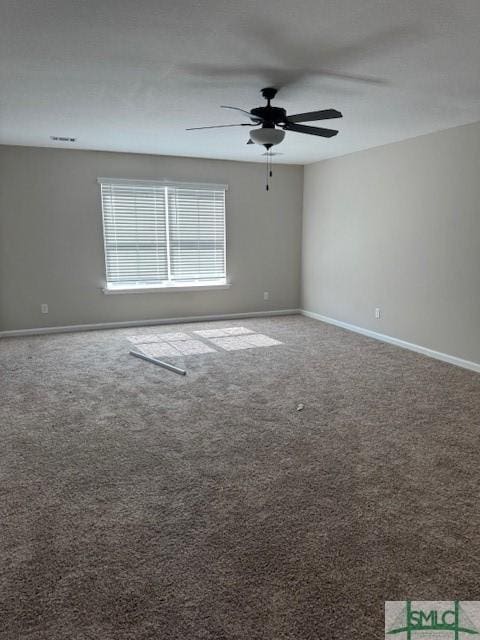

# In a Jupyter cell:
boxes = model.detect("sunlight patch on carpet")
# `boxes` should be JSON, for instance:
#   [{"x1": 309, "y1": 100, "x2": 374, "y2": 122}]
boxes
[
  {"x1": 172, "y1": 340, "x2": 216, "y2": 355},
  {"x1": 210, "y1": 334, "x2": 282, "y2": 351},
  {"x1": 136, "y1": 339, "x2": 216, "y2": 357},
  {"x1": 194, "y1": 327, "x2": 254, "y2": 338},
  {"x1": 128, "y1": 327, "x2": 282, "y2": 356},
  {"x1": 127, "y1": 332, "x2": 190, "y2": 344},
  {"x1": 135, "y1": 342, "x2": 183, "y2": 358}
]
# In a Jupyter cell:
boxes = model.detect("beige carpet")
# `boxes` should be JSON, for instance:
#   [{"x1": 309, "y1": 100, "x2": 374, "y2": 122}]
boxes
[{"x1": 1, "y1": 315, "x2": 479, "y2": 639}]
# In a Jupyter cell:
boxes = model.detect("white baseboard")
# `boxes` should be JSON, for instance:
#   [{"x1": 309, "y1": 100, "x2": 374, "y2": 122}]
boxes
[
  {"x1": 0, "y1": 309, "x2": 300, "y2": 338},
  {"x1": 301, "y1": 309, "x2": 480, "y2": 374}
]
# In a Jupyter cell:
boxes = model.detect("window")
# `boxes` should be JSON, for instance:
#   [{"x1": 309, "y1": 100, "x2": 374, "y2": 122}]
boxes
[{"x1": 99, "y1": 178, "x2": 227, "y2": 292}]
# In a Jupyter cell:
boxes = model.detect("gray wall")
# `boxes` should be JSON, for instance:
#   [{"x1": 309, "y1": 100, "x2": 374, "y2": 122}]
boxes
[
  {"x1": 0, "y1": 146, "x2": 303, "y2": 331},
  {"x1": 302, "y1": 120, "x2": 480, "y2": 364}
]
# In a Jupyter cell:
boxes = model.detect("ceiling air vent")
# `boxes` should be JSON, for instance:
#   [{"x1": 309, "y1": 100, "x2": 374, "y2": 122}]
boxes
[{"x1": 50, "y1": 136, "x2": 76, "y2": 142}]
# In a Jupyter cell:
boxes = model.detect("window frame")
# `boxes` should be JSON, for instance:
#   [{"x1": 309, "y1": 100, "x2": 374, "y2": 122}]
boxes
[{"x1": 98, "y1": 178, "x2": 229, "y2": 294}]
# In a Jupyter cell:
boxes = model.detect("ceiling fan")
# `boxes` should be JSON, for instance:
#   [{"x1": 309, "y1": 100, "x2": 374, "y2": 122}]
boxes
[{"x1": 186, "y1": 87, "x2": 342, "y2": 150}]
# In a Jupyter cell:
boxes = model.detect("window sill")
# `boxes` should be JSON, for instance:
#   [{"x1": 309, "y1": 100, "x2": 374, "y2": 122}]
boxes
[{"x1": 102, "y1": 282, "x2": 231, "y2": 295}]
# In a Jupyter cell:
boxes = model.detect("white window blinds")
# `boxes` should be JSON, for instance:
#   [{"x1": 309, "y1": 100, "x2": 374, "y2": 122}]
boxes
[
  {"x1": 168, "y1": 188, "x2": 225, "y2": 282},
  {"x1": 99, "y1": 179, "x2": 226, "y2": 289}
]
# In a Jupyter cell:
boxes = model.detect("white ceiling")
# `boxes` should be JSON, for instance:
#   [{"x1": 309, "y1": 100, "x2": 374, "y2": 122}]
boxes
[{"x1": 2, "y1": 0, "x2": 480, "y2": 165}]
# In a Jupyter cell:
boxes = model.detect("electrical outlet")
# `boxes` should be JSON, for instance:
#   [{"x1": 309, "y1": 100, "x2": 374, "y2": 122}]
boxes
[
  {"x1": 41, "y1": 304, "x2": 49, "y2": 314},
  {"x1": 263, "y1": 291, "x2": 269, "y2": 301},
  {"x1": 375, "y1": 307, "x2": 381, "y2": 319}
]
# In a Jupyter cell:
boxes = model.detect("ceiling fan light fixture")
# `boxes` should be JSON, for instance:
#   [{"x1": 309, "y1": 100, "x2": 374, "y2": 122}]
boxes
[{"x1": 249, "y1": 127, "x2": 285, "y2": 148}]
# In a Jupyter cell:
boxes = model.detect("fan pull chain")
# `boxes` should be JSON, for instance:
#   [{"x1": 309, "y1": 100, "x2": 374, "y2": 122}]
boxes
[{"x1": 265, "y1": 153, "x2": 273, "y2": 191}]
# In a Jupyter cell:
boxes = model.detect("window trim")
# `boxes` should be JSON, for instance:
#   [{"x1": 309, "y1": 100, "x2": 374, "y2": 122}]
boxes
[
  {"x1": 98, "y1": 177, "x2": 229, "y2": 293},
  {"x1": 102, "y1": 281, "x2": 231, "y2": 295},
  {"x1": 97, "y1": 177, "x2": 228, "y2": 191}
]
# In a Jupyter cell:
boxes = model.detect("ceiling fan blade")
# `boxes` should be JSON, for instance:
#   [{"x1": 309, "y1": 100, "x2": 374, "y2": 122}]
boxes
[
  {"x1": 186, "y1": 123, "x2": 251, "y2": 130},
  {"x1": 220, "y1": 105, "x2": 264, "y2": 122},
  {"x1": 287, "y1": 109, "x2": 342, "y2": 123},
  {"x1": 283, "y1": 123, "x2": 338, "y2": 138}
]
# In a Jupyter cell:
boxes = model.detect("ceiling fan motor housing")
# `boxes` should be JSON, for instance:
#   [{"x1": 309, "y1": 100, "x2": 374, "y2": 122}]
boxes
[{"x1": 250, "y1": 106, "x2": 287, "y2": 125}]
